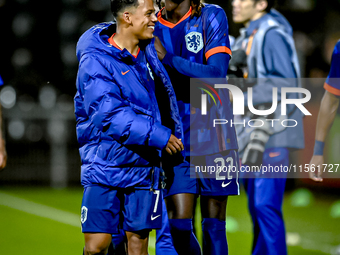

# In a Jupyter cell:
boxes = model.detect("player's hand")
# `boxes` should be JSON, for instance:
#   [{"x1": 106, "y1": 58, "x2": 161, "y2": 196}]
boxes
[
  {"x1": 0, "y1": 138, "x2": 7, "y2": 170},
  {"x1": 154, "y1": 36, "x2": 167, "y2": 61},
  {"x1": 308, "y1": 155, "x2": 323, "y2": 182},
  {"x1": 165, "y1": 135, "x2": 184, "y2": 155}
]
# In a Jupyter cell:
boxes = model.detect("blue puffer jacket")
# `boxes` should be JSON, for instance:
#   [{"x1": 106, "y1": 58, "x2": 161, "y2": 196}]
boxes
[{"x1": 75, "y1": 22, "x2": 183, "y2": 189}]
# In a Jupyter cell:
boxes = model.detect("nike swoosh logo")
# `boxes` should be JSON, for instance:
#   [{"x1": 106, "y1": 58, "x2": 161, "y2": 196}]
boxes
[
  {"x1": 121, "y1": 70, "x2": 130, "y2": 75},
  {"x1": 269, "y1": 152, "x2": 281, "y2": 158},
  {"x1": 222, "y1": 181, "x2": 231, "y2": 188},
  {"x1": 151, "y1": 215, "x2": 160, "y2": 221}
]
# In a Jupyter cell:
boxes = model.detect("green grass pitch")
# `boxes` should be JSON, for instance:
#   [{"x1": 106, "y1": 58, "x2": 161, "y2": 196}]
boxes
[{"x1": 0, "y1": 186, "x2": 339, "y2": 255}]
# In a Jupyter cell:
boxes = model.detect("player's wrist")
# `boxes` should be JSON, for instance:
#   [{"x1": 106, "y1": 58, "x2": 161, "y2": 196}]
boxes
[{"x1": 313, "y1": 140, "x2": 325, "y2": 155}]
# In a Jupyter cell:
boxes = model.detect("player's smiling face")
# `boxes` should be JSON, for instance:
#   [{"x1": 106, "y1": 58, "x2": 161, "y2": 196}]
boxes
[{"x1": 131, "y1": 0, "x2": 157, "y2": 40}]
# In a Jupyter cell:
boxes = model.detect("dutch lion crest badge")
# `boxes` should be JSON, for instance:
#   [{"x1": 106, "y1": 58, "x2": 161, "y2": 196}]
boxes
[
  {"x1": 185, "y1": 32, "x2": 203, "y2": 53},
  {"x1": 81, "y1": 206, "x2": 88, "y2": 224}
]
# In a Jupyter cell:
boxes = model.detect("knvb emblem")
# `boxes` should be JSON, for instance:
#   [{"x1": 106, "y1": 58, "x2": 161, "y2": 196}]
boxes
[
  {"x1": 81, "y1": 206, "x2": 88, "y2": 224},
  {"x1": 185, "y1": 32, "x2": 203, "y2": 53}
]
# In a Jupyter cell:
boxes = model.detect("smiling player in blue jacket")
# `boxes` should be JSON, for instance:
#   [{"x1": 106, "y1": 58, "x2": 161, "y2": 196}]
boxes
[{"x1": 74, "y1": 0, "x2": 184, "y2": 254}]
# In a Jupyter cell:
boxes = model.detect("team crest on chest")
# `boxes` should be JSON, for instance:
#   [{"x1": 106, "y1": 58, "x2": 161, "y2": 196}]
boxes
[{"x1": 185, "y1": 32, "x2": 203, "y2": 53}]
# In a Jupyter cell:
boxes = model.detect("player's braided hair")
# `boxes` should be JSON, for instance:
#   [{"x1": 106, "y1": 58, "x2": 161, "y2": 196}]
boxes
[
  {"x1": 190, "y1": 0, "x2": 204, "y2": 17},
  {"x1": 155, "y1": 0, "x2": 163, "y2": 10}
]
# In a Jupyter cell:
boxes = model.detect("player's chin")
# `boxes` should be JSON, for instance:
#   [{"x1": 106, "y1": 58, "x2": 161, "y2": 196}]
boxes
[
  {"x1": 232, "y1": 16, "x2": 243, "y2": 24},
  {"x1": 141, "y1": 31, "x2": 154, "y2": 40}
]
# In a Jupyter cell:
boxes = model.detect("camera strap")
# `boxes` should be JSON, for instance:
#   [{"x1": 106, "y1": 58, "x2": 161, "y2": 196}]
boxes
[
  {"x1": 245, "y1": 29, "x2": 258, "y2": 56},
  {"x1": 241, "y1": 29, "x2": 258, "y2": 79}
]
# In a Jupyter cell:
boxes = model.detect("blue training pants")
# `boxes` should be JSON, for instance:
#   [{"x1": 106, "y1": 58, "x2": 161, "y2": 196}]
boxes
[{"x1": 242, "y1": 147, "x2": 289, "y2": 255}]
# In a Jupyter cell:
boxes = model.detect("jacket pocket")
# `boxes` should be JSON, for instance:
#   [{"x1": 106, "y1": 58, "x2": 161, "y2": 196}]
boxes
[{"x1": 130, "y1": 102, "x2": 154, "y2": 117}]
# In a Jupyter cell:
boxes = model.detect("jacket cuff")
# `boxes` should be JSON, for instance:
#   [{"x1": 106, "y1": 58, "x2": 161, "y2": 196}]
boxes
[{"x1": 148, "y1": 122, "x2": 171, "y2": 150}]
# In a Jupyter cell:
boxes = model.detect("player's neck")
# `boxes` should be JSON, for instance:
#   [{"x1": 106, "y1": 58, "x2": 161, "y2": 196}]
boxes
[
  {"x1": 244, "y1": 12, "x2": 266, "y2": 27},
  {"x1": 163, "y1": 0, "x2": 191, "y2": 24},
  {"x1": 113, "y1": 30, "x2": 139, "y2": 56}
]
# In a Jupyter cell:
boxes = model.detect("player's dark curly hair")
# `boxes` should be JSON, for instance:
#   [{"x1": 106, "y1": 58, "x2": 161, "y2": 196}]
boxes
[
  {"x1": 155, "y1": 0, "x2": 163, "y2": 10},
  {"x1": 111, "y1": 0, "x2": 139, "y2": 19}
]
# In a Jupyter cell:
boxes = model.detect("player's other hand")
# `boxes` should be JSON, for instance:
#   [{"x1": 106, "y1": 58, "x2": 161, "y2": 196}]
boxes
[
  {"x1": 0, "y1": 138, "x2": 7, "y2": 170},
  {"x1": 165, "y1": 134, "x2": 184, "y2": 155},
  {"x1": 308, "y1": 155, "x2": 323, "y2": 182},
  {"x1": 154, "y1": 36, "x2": 167, "y2": 61}
]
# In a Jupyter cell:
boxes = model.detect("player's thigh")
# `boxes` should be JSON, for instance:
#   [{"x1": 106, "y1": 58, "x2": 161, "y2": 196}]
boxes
[
  {"x1": 81, "y1": 185, "x2": 121, "y2": 234},
  {"x1": 194, "y1": 150, "x2": 240, "y2": 197},
  {"x1": 163, "y1": 158, "x2": 198, "y2": 219},
  {"x1": 163, "y1": 159, "x2": 199, "y2": 198},
  {"x1": 262, "y1": 147, "x2": 289, "y2": 178},
  {"x1": 122, "y1": 189, "x2": 163, "y2": 232}
]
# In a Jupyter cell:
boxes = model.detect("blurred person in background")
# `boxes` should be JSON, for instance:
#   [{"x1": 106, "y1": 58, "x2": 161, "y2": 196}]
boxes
[
  {"x1": 231, "y1": 0, "x2": 304, "y2": 254},
  {"x1": 0, "y1": 74, "x2": 7, "y2": 171},
  {"x1": 74, "y1": 0, "x2": 184, "y2": 254},
  {"x1": 153, "y1": 0, "x2": 240, "y2": 254},
  {"x1": 309, "y1": 40, "x2": 340, "y2": 182}
]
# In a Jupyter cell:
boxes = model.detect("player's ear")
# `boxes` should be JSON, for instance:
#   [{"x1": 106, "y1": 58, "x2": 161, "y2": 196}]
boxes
[{"x1": 122, "y1": 11, "x2": 133, "y2": 24}]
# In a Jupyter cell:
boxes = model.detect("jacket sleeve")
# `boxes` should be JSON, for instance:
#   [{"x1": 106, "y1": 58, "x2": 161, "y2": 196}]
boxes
[
  {"x1": 161, "y1": 8, "x2": 231, "y2": 78},
  {"x1": 162, "y1": 52, "x2": 230, "y2": 78},
  {"x1": 77, "y1": 54, "x2": 171, "y2": 150}
]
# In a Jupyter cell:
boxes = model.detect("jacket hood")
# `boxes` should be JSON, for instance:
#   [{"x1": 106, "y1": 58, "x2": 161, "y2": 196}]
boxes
[
  {"x1": 76, "y1": 22, "x2": 144, "y2": 63},
  {"x1": 76, "y1": 22, "x2": 116, "y2": 61},
  {"x1": 268, "y1": 9, "x2": 293, "y2": 36}
]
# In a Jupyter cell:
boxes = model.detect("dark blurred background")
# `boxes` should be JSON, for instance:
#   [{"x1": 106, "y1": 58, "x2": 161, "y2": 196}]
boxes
[{"x1": 0, "y1": 0, "x2": 340, "y2": 189}]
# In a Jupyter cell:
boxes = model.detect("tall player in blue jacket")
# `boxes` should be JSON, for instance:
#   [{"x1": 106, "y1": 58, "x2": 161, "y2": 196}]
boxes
[
  {"x1": 309, "y1": 40, "x2": 340, "y2": 182},
  {"x1": 75, "y1": 0, "x2": 184, "y2": 254},
  {"x1": 154, "y1": 1, "x2": 239, "y2": 254}
]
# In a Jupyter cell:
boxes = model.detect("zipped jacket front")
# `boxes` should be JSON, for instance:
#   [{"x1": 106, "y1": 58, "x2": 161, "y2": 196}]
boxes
[{"x1": 75, "y1": 22, "x2": 183, "y2": 189}]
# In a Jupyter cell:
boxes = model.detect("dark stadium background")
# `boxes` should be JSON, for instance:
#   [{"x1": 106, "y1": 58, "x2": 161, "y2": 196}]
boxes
[{"x1": 0, "y1": 0, "x2": 339, "y2": 254}]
